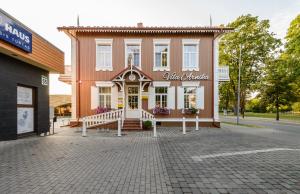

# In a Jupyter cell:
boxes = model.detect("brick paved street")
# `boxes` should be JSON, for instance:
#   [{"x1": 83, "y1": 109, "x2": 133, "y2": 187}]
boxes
[{"x1": 0, "y1": 124, "x2": 300, "y2": 194}]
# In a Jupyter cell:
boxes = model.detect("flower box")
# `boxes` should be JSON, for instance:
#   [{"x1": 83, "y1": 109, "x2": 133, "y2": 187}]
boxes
[
  {"x1": 153, "y1": 107, "x2": 170, "y2": 115},
  {"x1": 182, "y1": 108, "x2": 199, "y2": 115},
  {"x1": 95, "y1": 107, "x2": 111, "y2": 114}
]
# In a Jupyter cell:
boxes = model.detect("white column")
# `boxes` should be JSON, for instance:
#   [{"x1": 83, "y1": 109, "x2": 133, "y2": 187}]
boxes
[
  {"x1": 139, "y1": 81, "x2": 142, "y2": 127},
  {"x1": 196, "y1": 116, "x2": 199, "y2": 131},
  {"x1": 122, "y1": 81, "x2": 125, "y2": 125},
  {"x1": 118, "y1": 117, "x2": 121, "y2": 137},
  {"x1": 213, "y1": 37, "x2": 220, "y2": 122},
  {"x1": 153, "y1": 118, "x2": 157, "y2": 137},
  {"x1": 71, "y1": 37, "x2": 77, "y2": 121},
  {"x1": 183, "y1": 117, "x2": 186, "y2": 134},
  {"x1": 82, "y1": 118, "x2": 87, "y2": 137}
]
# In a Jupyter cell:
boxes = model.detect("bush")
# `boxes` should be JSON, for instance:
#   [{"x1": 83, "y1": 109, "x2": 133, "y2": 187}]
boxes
[
  {"x1": 143, "y1": 120, "x2": 152, "y2": 130},
  {"x1": 292, "y1": 102, "x2": 300, "y2": 112}
]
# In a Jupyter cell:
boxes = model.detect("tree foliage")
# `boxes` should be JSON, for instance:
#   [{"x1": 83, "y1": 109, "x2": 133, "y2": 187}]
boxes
[{"x1": 219, "y1": 14, "x2": 281, "y2": 116}]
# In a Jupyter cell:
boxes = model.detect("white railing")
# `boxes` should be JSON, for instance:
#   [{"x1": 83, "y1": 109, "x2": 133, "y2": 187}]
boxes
[
  {"x1": 141, "y1": 109, "x2": 155, "y2": 121},
  {"x1": 82, "y1": 109, "x2": 124, "y2": 136}
]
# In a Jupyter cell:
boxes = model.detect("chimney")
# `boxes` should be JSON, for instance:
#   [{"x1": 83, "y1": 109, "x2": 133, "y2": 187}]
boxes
[{"x1": 137, "y1": 22, "x2": 143, "y2": 28}]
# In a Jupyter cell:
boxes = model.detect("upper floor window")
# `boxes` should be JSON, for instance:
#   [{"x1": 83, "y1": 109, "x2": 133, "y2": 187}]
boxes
[
  {"x1": 153, "y1": 39, "x2": 170, "y2": 71},
  {"x1": 125, "y1": 39, "x2": 142, "y2": 68},
  {"x1": 95, "y1": 39, "x2": 113, "y2": 71},
  {"x1": 182, "y1": 39, "x2": 200, "y2": 71}
]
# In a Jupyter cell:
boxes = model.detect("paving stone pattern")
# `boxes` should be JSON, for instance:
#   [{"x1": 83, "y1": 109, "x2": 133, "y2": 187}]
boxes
[{"x1": 0, "y1": 126, "x2": 299, "y2": 194}]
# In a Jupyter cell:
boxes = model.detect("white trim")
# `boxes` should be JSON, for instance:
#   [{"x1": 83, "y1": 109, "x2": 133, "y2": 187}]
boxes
[
  {"x1": 182, "y1": 81, "x2": 200, "y2": 87},
  {"x1": 152, "y1": 81, "x2": 171, "y2": 87},
  {"x1": 213, "y1": 37, "x2": 220, "y2": 121},
  {"x1": 95, "y1": 81, "x2": 114, "y2": 87},
  {"x1": 95, "y1": 38, "x2": 113, "y2": 44},
  {"x1": 71, "y1": 37, "x2": 77, "y2": 120},
  {"x1": 124, "y1": 39, "x2": 142, "y2": 69},
  {"x1": 182, "y1": 39, "x2": 200, "y2": 71},
  {"x1": 95, "y1": 39, "x2": 113, "y2": 71},
  {"x1": 153, "y1": 39, "x2": 170, "y2": 71}
]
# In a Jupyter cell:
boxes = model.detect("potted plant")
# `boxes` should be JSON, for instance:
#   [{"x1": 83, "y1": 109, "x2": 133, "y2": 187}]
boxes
[
  {"x1": 143, "y1": 120, "x2": 152, "y2": 130},
  {"x1": 153, "y1": 106, "x2": 170, "y2": 115},
  {"x1": 183, "y1": 107, "x2": 198, "y2": 115}
]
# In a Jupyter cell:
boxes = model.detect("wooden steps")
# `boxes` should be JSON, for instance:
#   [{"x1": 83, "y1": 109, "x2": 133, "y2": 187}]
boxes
[{"x1": 122, "y1": 119, "x2": 142, "y2": 131}]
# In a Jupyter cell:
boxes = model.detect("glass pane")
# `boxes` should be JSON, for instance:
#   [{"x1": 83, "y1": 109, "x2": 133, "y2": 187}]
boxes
[
  {"x1": 106, "y1": 95, "x2": 111, "y2": 108},
  {"x1": 184, "y1": 87, "x2": 196, "y2": 94},
  {"x1": 97, "y1": 45, "x2": 111, "y2": 52},
  {"x1": 184, "y1": 53, "x2": 189, "y2": 67},
  {"x1": 99, "y1": 87, "x2": 111, "y2": 94},
  {"x1": 189, "y1": 94, "x2": 196, "y2": 108},
  {"x1": 162, "y1": 95, "x2": 167, "y2": 108},
  {"x1": 155, "y1": 45, "x2": 168, "y2": 52},
  {"x1": 128, "y1": 96, "x2": 138, "y2": 109},
  {"x1": 184, "y1": 45, "x2": 197, "y2": 52},
  {"x1": 162, "y1": 53, "x2": 168, "y2": 67},
  {"x1": 99, "y1": 95, "x2": 105, "y2": 107},
  {"x1": 128, "y1": 87, "x2": 138, "y2": 94},
  {"x1": 155, "y1": 87, "x2": 167, "y2": 94},
  {"x1": 127, "y1": 45, "x2": 140, "y2": 53},
  {"x1": 155, "y1": 95, "x2": 161, "y2": 106},
  {"x1": 133, "y1": 53, "x2": 139, "y2": 66},
  {"x1": 190, "y1": 53, "x2": 196, "y2": 67},
  {"x1": 155, "y1": 53, "x2": 161, "y2": 67}
]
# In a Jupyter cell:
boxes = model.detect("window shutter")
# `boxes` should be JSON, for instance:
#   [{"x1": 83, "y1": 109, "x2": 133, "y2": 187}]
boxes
[
  {"x1": 177, "y1": 87, "x2": 184, "y2": 109},
  {"x1": 196, "y1": 86, "x2": 205, "y2": 109},
  {"x1": 167, "y1": 86, "x2": 175, "y2": 109},
  {"x1": 91, "y1": 86, "x2": 99, "y2": 109},
  {"x1": 111, "y1": 85, "x2": 118, "y2": 109},
  {"x1": 148, "y1": 86, "x2": 155, "y2": 109}
]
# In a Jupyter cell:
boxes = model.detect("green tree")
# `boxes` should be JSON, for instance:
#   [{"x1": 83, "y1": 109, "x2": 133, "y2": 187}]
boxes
[
  {"x1": 219, "y1": 14, "x2": 281, "y2": 117},
  {"x1": 260, "y1": 59, "x2": 297, "y2": 120}
]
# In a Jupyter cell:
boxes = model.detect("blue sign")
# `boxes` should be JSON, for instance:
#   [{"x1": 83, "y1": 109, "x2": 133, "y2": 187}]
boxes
[{"x1": 0, "y1": 12, "x2": 32, "y2": 53}]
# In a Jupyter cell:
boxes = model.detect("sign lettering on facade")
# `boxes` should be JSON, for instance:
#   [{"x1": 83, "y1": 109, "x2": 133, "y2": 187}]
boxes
[
  {"x1": 163, "y1": 72, "x2": 209, "y2": 81},
  {"x1": 41, "y1": 75, "x2": 48, "y2": 86},
  {"x1": 0, "y1": 12, "x2": 32, "y2": 53}
]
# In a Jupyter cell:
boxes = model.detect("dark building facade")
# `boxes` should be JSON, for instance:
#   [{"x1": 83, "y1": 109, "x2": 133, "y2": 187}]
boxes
[{"x1": 0, "y1": 9, "x2": 64, "y2": 140}]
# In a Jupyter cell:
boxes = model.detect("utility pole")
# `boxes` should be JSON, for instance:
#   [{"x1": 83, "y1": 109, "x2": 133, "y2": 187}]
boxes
[{"x1": 237, "y1": 44, "x2": 242, "y2": 125}]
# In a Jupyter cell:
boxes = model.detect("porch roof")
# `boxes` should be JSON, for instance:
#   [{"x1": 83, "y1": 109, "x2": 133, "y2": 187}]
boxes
[{"x1": 111, "y1": 66, "x2": 153, "y2": 81}]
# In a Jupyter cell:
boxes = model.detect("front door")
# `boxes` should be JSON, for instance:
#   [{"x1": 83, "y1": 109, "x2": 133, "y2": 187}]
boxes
[{"x1": 126, "y1": 86, "x2": 140, "y2": 118}]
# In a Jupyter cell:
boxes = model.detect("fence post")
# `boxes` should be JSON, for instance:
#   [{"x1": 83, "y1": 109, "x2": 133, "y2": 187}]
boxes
[
  {"x1": 82, "y1": 118, "x2": 87, "y2": 137},
  {"x1": 196, "y1": 116, "x2": 199, "y2": 131},
  {"x1": 183, "y1": 117, "x2": 186, "y2": 135},
  {"x1": 118, "y1": 117, "x2": 122, "y2": 137},
  {"x1": 153, "y1": 118, "x2": 157, "y2": 137}
]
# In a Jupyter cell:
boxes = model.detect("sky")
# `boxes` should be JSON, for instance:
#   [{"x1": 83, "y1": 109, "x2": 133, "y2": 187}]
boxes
[{"x1": 1, "y1": 0, "x2": 300, "y2": 95}]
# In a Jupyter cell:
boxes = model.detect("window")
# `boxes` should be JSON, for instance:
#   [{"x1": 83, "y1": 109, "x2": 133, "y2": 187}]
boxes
[
  {"x1": 125, "y1": 39, "x2": 142, "y2": 68},
  {"x1": 153, "y1": 39, "x2": 170, "y2": 71},
  {"x1": 184, "y1": 87, "x2": 196, "y2": 109},
  {"x1": 95, "y1": 39, "x2": 113, "y2": 71},
  {"x1": 99, "y1": 87, "x2": 111, "y2": 108},
  {"x1": 155, "y1": 87, "x2": 168, "y2": 108},
  {"x1": 126, "y1": 45, "x2": 140, "y2": 67},
  {"x1": 182, "y1": 39, "x2": 199, "y2": 71}
]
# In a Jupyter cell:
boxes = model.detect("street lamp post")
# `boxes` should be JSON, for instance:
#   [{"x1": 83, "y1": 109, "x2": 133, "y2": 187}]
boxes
[{"x1": 237, "y1": 44, "x2": 242, "y2": 125}]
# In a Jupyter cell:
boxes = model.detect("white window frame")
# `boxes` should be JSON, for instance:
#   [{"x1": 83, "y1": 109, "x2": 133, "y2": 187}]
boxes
[
  {"x1": 183, "y1": 86, "x2": 197, "y2": 109},
  {"x1": 182, "y1": 39, "x2": 200, "y2": 71},
  {"x1": 155, "y1": 87, "x2": 168, "y2": 108},
  {"x1": 95, "y1": 39, "x2": 113, "y2": 71},
  {"x1": 124, "y1": 39, "x2": 142, "y2": 69},
  {"x1": 153, "y1": 39, "x2": 170, "y2": 71},
  {"x1": 99, "y1": 87, "x2": 112, "y2": 108}
]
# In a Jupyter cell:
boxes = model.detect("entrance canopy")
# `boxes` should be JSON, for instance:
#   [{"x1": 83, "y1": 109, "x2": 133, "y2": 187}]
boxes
[{"x1": 111, "y1": 65, "x2": 152, "y2": 92}]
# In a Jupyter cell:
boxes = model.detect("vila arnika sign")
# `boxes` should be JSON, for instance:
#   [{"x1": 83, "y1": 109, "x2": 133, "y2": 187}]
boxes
[{"x1": 163, "y1": 72, "x2": 209, "y2": 81}]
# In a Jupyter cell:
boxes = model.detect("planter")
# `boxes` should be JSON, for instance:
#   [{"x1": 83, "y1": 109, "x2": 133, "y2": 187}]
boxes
[
  {"x1": 153, "y1": 107, "x2": 170, "y2": 115},
  {"x1": 95, "y1": 107, "x2": 111, "y2": 114},
  {"x1": 143, "y1": 120, "x2": 152, "y2": 130},
  {"x1": 182, "y1": 108, "x2": 199, "y2": 115}
]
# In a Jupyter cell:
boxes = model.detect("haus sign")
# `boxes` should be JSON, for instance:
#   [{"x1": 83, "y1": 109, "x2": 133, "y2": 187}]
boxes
[
  {"x1": 0, "y1": 12, "x2": 32, "y2": 53},
  {"x1": 163, "y1": 72, "x2": 209, "y2": 81}
]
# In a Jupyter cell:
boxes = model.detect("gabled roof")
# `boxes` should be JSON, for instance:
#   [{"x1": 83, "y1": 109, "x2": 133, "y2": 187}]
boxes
[
  {"x1": 111, "y1": 65, "x2": 153, "y2": 81},
  {"x1": 58, "y1": 25, "x2": 234, "y2": 37}
]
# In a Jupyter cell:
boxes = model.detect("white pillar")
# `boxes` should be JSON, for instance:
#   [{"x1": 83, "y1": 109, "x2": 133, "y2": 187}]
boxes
[
  {"x1": 118, "y1": 117, "x2": 121, "y2": 137},
  {"x1": 196, "y1": 116, "x2": 199, "y2": 131},
  {"x1": 153, "y1": 118, "x2": 157, "y2": 137},
  {"x1": 139, "y1": 81, "x2": 142, "y2": 127},
  {"x1": 82, "y1": 118, "x2": 87, "y2": 137},
  {"x1": 213, "y1": 37, "x2": 220, "y2": 122},
  {"x1": 183, "y1": 117, "x2": 186, "y2": 135},
  {"x1": 71, "y1": 37, "x2": 77, "y2": 121}
]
